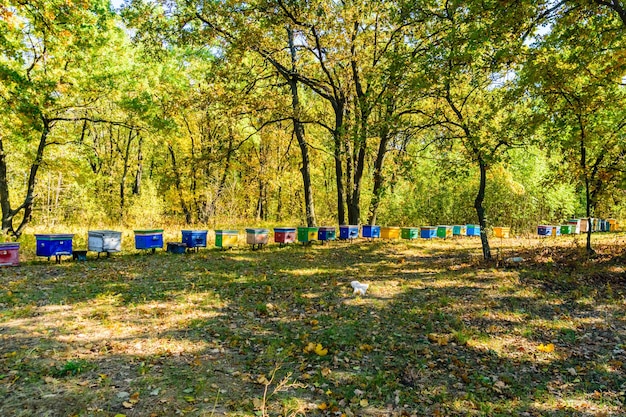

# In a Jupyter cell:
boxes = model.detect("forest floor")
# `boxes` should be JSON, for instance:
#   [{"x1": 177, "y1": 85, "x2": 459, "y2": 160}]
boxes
[{"x1": 1, "y1": 233, "x2": 625, "y2": 416}]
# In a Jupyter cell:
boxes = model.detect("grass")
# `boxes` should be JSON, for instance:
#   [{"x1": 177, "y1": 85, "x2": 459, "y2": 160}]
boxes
[{"x1": 1, "y1": 232, "x2": 625, "y2": 416}]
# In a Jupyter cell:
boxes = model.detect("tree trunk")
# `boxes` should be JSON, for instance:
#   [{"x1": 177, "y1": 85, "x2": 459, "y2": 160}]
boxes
[
  {"x1": 348, "y1": 141, "x2": 366, "y2": 225},
  {"x1": 0, "y1": 136, "x2": 13, "y2": 234},
  {"x1": 119, "y1": 128, "x2": 134, "y2": 218},
  {"x1": 333, "y1": 104, "x2": 346, "y2": 225},
  {"x1": 578, "y1": 115, "x2": 595, "y2": 255},
  {"x1": 367, "y1": 129, "x2": 390, "y2": 225},
  {"x1": 288, "y1": 27, "x2": 317, "y2": 227},
  {"x1": 475, "y1": 158, "x2": 492, "y2": 260},
  {"x1": 14, "y1": 118, "x2": 51, "y2": 237},
  {"x1": 133, "y1": 134, "x2": 143, "y2": 195}
]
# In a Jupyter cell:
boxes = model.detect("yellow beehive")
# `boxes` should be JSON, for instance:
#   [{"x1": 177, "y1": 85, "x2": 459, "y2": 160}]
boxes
[
  {"x1": 381, "y1": 226, "x2": 401, "y2": 239},
  {"x1": 493, "y1": 227, "x2": 510, "y2": 239}
]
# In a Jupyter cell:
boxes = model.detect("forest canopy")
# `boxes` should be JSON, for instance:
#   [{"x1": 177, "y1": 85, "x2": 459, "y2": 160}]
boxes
[{"x1": 1, "y1": 0, "x2": 625, "y2": 257}]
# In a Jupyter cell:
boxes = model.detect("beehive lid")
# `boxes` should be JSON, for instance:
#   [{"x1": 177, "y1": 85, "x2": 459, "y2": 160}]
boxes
[
  {"x1": 182, "y1": 230, "x2": 208, "y2": 234},
  {"x1": 89, "y1": 230, "x2": 122, "y2": 236},
  {"x1": 274, "y1": 227, "x2": 296, "y2": 232},
  {"x1": 134, "y1": 229, "x2": 163, "y2": 234},
  {"x1": 35, "y1": 234, "x2": 74, "y2": 239},
  {"x1": 246, "y1": 228, "x2": 269, "y2": 233},
  {"x1": 0, "y1": 242, "x2": 19, "y2": 249},
  {"x1": 215, "y1": 229, "x2": 238, "y2": 235}
]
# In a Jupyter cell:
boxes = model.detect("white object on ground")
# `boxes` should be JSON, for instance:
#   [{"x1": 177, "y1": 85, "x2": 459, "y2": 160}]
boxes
[{"x1": 351, "y1": 280, "x2": 369, "y2": 295}]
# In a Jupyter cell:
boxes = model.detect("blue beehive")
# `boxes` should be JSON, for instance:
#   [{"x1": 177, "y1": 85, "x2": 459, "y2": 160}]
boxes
[
  {"x1": 420, "y1": 226, "x2": 437, "y2": 239},
  {"x1": 318, "y1": 226, "x2": 336, "y2": 242},
  {"x1": 362, "y1": 225, "x2": 380, "y2": 239},
  {"x1": 35, "y1": 234, "x2": 74, "y2": 263},
  {"x1": 537, "y1": 225, "x2": 552, "y2": 236},
  {"x1": 182, "y1": 230, "x2": 208, "y2": 251},
  {"x1": 134, "y1": 229, "x2": 163, "y2": 252},
  {"x1": 339, "y1": 225, "x2": 359, "y2": 240},
  {"x1": 466, "y1": 224, "x2": 481, "y2": 237}
]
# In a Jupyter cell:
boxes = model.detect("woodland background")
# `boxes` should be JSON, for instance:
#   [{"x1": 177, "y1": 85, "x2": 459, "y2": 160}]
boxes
[{"x1": 1, "y1": 0, "x2": 625, "y2": 245}]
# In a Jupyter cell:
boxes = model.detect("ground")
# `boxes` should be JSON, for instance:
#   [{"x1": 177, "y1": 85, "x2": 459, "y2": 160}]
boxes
[{"x1": 1, "y1": 232, "x2": 625, "y2": 416}]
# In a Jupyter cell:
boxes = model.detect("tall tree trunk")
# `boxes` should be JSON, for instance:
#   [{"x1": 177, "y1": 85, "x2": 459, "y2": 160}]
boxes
[
  {"x1": 475, "y1": 158, "x2": 492, "y2": 260},
  {"x1": 256, "y1": 178, "x2": 264, "y2": 220},
  {"x1": 168, "y1": 143, "x2": 192, "y2": 224},
  {"x1": 580, "y1": 120, "x2": 595, "y2": 254},
  {"x1": 14, "y1": 118, "x2": 51, "y2": 237},
  {"x1": 333, "y1": 103, "x2": 346, "y2": 225},
  {"x1": 367, "y1": 127, "x2": 390, "y2": 225},
  {"x1": 288, "y1": 27, "x2": 317, "y2": 227},
  {"x1": 0, "y1": 136, "x2": 13, "y2": 234},
  {"x1": 183, "y1": 115, "x2": 199, "y2": 218},
  {"x1": 133, "y1": 134, "x2": 143, "y2": 195},
  {"x1": 119, "y1": 128, "x2": 134, "y2": 219}
]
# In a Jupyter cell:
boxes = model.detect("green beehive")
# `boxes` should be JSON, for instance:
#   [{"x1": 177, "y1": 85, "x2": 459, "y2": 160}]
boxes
[
  {"x1": 297, "y1": 227, "x2": 319, "y2": 244},
  {"x1": 437, "y1": 225, "x2": 453, "y2": 239},
  {"x1": 560, "y1": 225, "x2": 571, "y2": 234},
  {"x1": 401, "y1": 227, "x2": 419, "y2": 240},
  {"x1": 215, "y1": 230, "x2": 238, "y2": 248}
]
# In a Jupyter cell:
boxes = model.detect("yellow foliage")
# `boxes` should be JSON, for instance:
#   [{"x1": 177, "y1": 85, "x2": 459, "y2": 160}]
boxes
[{"x1": 537, "y1": 343, "x2": 555, "y2": 353}]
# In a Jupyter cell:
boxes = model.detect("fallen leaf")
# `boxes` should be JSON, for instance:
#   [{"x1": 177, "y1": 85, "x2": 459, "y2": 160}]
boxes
[
  {"x1": 321, "y1": 368, "x2": 331, "y2": 377},
  {"x1": 314, "y1": 343, "x2": 328, "y2": 356},
  {"x1": 359, "y1": 399, "x2": 369, "y2": 407},
  {"x1": 122, "y1": 401, "x2": 134, "y2": 409},
  {"x1": 318, "y1": 402, "x2": 328, "y2": 410},
  {"x1": 538, "y1": 343, "x2": 555, "y2": 353},
  {"x1": 129, "y1": 392, "x2": 140, "y2": 404}
]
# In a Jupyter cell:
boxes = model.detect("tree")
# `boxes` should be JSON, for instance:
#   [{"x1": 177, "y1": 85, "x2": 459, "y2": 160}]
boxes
[
  {"x1": 0, "y1": 0, "x2": 123, "y2": 236},
  {"x1": 521, "y1": 5, "x2": 626, "y2": 254}
]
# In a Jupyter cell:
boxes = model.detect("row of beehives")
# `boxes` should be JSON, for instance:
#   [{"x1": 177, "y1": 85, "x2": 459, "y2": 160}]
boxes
[
  {"x1": 537, "y1": 218, "x2": 619, "y2": 237},
  {"x1": 0, "y1": 219, "x2": 619, "y2": 266},
  {"x1": 0, "y1": 224, "x2": 484, "y2": 265}
]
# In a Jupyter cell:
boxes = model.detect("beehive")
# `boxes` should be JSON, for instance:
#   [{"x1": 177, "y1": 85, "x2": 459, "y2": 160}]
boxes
[
  {"x1": 36, "y1": 234, "x2": 74, "y2": 262},
  {"x1": 452, "y1": 225, "x2": 466, "y2": 236},
  {"x1": 88, "y1": 230, "x2": 122, "y2": 255},
  {"x1": 493, "y1": 227, "x2": 510, "y2": 239},
  {"x1": 437, "y1": 225, "x2": 453, "y2": 239},
  {"x1": 181, "y1": 230, "x2": 208, "y2": 250},
  {"x1": 381, "y1": 226, "x2": 401, "y2": 239},
  {"x1": 134, "y1": 229, "x2": 163, "y2": 252},
  {"x1": 318, "y1": 226, "x2": 337, "y2": 242},
  {"x1": 274, "y1": 227, "x2": 296, "y2": 245},
  {"x1": 297, "y1": 227, "x2": 319, "y2": 244},
  {"x1": 401, "y1": 227, "x2": 419, "y2": 240},
  {"x1": 215, "y1": 230, "x2": 238, "y2": 248},
  {"x1": 0, "y1": 243, "x2": 19, "y2": 266},
  {"x1": 339, "y1": 225, "x2": 359, "y2": 240},
  {"x1": 466, "y1": 225, "x2": 481, "y2": 237},
  {"x1": 362, "y1": 225, "x2": 381, "y2": 239},
  {"x1": 567, "y1": 219, "x2": 581, "y2": 234},
  {"x1": 420, "y1": 226, "x2": 437, "y2": 239},
  {"x1": 246, "y1": 228, "x2": 269, "y2": 249},
  {"x1": 537, "y1": 225, "x2": 552, "y2": 236}
]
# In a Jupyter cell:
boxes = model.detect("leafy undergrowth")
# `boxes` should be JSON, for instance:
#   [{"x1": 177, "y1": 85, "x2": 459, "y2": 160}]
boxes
[{"x1": 1, "y1": 234, "x2": 625, "y2": 416}]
